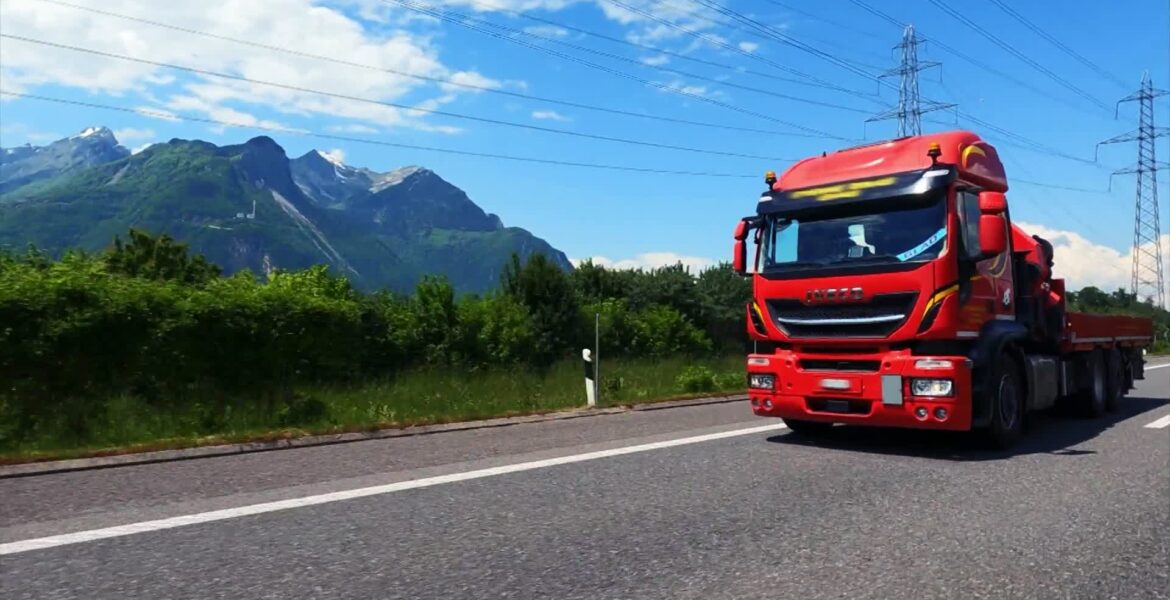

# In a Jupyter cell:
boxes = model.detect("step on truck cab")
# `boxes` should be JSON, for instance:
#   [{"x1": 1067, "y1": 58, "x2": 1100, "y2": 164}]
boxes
[{"x1": 733, "y1": 130, "x2": 1154, "y2": 448}]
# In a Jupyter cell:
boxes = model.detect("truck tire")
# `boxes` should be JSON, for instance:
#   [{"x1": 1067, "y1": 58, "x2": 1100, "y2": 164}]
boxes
[
  {"x1": 1105, "y1": 348, "x2": 1124, "y2": 413},
  {"x1": 1075, "y1": 350, "x2": 1107, "y2": 418},
  {"x1": 783, "y1": 419, "x2": 833, "y2": 436},
  {"x1": 983, "y1": 354, "x2": 1024, "y2": 450}
]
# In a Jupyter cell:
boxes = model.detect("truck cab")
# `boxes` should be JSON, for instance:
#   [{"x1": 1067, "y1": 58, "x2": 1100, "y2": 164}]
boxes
[{"x1": 734, "y1": 130, "x2": 1152, "y2": 448}]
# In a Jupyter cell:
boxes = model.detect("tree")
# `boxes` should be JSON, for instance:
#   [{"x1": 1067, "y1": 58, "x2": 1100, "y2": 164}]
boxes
[
  {"x1": 104, "y1": 228, "x2": 221, "y2": 285},
  {"x1": 501, "y1": 252, "x2": 580, "y2": 366},
  {"x1": 695, "y1": 262, "x2": 751, "y2": 351}
]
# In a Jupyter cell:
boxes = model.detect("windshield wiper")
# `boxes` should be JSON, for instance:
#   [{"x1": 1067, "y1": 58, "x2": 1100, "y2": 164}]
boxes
[
  {"x1": 766, "y1": 260, "x2": 827, "y2": 270},
  {"x1": 841, "y1": 253, "x2": 902, "y2": 264}
]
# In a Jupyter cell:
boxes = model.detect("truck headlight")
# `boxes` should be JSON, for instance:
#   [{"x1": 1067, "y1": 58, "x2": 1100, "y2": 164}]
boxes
[
  {"x1": 911, "y1": 378, "x2": 953, "y2": 397},
  {"x1": 749, "y1": 374, "x2": 776, "y2": 390},
  {"x1": 914, "y1": 359, "x2": 953, "y2": 370}
]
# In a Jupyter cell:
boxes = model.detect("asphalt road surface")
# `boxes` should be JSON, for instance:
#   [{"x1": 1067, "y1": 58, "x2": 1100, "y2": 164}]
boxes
[{"x1": 3, "y1": 361, "x2": 1168, "y2": 599}]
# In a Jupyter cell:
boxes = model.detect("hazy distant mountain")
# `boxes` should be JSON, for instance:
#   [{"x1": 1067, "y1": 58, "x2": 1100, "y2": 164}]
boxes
[
  {"x1": 0, "y1": 129, "x2": 571, "y2": 293},
  {"x1": 0, "y1": 127, "x2": 130, "y2": 194}
]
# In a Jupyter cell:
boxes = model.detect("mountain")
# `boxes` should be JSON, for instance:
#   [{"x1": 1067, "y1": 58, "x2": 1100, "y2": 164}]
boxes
[
  {"x1": 0, "y1": 128, "x2": 571, "y2": 293},
  {"x1": 0, "y1": 127, "x2": 130, "y2": 194}
]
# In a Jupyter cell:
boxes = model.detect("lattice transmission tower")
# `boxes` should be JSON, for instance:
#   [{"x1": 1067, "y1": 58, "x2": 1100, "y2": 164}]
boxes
[
  {"x1": 867, "y1": 24, "x2": 955, "y2": 137},
  {"x1": 1098, "y1": 72, "x2": 1168, "y2": 308}
]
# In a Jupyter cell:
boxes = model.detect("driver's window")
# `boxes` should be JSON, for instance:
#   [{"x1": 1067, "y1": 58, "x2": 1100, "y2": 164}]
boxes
[{"x1": 957, "y1": 190, "x2": 981, "y2": 259}]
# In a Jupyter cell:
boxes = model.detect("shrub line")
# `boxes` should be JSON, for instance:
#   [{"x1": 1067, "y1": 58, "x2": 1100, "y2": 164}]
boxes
[{"x1": 0, "y1": 393, "x2": 747, "y2": 478}]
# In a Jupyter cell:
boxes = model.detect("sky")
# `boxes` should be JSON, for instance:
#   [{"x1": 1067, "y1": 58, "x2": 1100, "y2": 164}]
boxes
[{"x1": 1, "y1": 0, "x2": 1168, "y2": 294}]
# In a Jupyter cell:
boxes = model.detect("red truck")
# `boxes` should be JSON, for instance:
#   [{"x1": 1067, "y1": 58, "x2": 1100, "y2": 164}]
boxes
[{"x1": 733, "y1": 130, "x2": 1154, "y2": 448}]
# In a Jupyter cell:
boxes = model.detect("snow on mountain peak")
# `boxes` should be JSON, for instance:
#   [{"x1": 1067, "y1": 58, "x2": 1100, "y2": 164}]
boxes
[
  {"x1": 79, "y1": 127, "x2": 106, "y2": 137},
  {"x1": 315, "y1": 149, "x2": 346, "y2": 167}
]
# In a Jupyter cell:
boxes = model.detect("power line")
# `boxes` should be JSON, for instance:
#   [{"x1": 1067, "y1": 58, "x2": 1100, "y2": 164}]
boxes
[
  {"x1": 640, "y1": 0, "x2": 889, "y2": 72},
  {"x1": 1098, "y1": 73, "x2": 1169, "y2": 307},
  {"x1": 846, "y1": 0, "x2": 1110, "y2": 119},
  {"x1": 385, "y1": 0, "x2": 873, "y2": 116},
  {"x1": 986, "y1": 0, "x2": 1129, "y2": 89},
  {"x1": 414, "y1": 0, "x2": 879, "y2": 115},
  {"x1": 447, "y1": 0, "x2": 856, "y2": 94},
  {"x1": 28, "y1": 0, "x2": 818, "y2": 139},
  {"x1": 380, "y1": 0, "x2": 853, "y2": 139},
  {"x1": 689, "y1": 0, "x2": 892, "y2": 90},
  {"x1": 1, "y1": 34, "x2": 802, "y2": 162},
  {"x1": 0, "y1": 91, "x2": 765, "y2": 178},
  {"x1": 760, "y1": 0, "x2": 884, "y2": 41},
  {"x1": 866, "y1": 24, "x2": 956, "y2": 137},
  {"x1": 593, "y1": 0, "x2": 876, "y2": 103},
  {"x1": 924, "y1": 0, "x2": 1111, "y2": 113}
]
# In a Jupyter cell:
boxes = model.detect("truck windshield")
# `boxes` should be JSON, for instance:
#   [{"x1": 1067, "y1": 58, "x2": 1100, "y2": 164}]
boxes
[{"x1": 760, "y1": 191, "x2": 947, "y2": 273}]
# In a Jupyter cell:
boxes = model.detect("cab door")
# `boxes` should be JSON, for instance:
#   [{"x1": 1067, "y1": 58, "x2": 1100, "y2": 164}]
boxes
[{"x1": 956, "y1": 189, "x2": 1014, "y2": 334}]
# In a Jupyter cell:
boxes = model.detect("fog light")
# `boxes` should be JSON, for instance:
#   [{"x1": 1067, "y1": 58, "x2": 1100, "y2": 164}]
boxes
[
  {"x1": 934, "y1": 407, "x2": 948, "y2": 421},
  {"x1": 911, "y1": 378, "x2": 954, "y2": 397},
  {"x1": 915, "y1": 359, "x2": 953, "y2": 370},
  {"x1": 763, "y1": 399, "x2": 774, "y2": 410},
  {"x1": 914, "y1": 407, "x2": 929, "y2": 420},
  {"x1": 749, "y1": 373, "x2": 776, "y2": 390}
]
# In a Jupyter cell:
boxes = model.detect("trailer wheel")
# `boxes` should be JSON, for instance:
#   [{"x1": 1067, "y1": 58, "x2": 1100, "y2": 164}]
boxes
[
  {"x1": 1076, "y1": 350, "x2": 1107, "y2": 418},
  {"x1": 1105, "y1": 349, "x2": 1124, "y2": 412},
  {"x1": 983, "y1": 354, "x2": 1024, "y2": 450}
]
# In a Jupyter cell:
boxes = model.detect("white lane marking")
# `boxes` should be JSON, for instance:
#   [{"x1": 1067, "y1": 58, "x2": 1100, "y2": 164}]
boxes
[
  {"x1": 1140, "y1": 363, "x2": 1169, "y2": 428},
  {"x1": 0, "y1": 422, "x2": 788, "y2": 556},
  {"x1": 1144, "y1": 415, "x2": 1170, "y2": 429}
]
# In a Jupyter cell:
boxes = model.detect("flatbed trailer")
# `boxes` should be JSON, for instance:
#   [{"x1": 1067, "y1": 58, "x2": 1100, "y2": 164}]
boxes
[{"x1": 733, "y1": 130, "x2": 1156, "y2": 448}]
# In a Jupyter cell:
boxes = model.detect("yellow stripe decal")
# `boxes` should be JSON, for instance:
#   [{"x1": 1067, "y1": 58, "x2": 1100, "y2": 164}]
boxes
[{"x1": 924, "y1": 284, "x2": 960, "y2": 314}]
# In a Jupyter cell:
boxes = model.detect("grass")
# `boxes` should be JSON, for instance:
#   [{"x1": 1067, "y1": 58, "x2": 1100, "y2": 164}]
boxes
[{"x1": 0, "y1": 355, "x2": 746, "y2": 463}]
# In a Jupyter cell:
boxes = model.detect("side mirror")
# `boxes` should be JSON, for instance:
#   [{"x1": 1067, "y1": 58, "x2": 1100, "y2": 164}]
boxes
[
  {"x1": 979, "y1": 214, "x2": 1007, "y2": 256},
  {"x1": 733, "y1": 240, "x2": 747, "y2": 275},
  {"x1": 732, "y1": 219, "x2": 751, "y2": 276},
  {"x1": 978, "y1": 191, "x2": 1007, "y2": 214}
]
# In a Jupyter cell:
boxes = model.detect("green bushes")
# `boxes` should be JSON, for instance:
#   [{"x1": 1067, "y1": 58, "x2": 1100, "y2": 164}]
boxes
[{"x1": 0, "y1": 229, "x2": 754, "y2": 452}]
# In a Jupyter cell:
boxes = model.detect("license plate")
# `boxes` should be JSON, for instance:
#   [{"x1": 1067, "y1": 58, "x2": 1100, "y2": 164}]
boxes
[
  {"x1": 821, "y1": 378, "x2": 851, "y2": 391},
  {"x1": 825, "y1": 400, "x2": 851, "y2": 413}
]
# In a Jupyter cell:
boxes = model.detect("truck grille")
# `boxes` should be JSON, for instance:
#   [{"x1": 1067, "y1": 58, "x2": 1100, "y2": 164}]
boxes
[
  {"x1": 799, "y1": 359, "x2": 882, "y2": 372},
  {"x1": 765, "y1": 292, "x2": 918, "y2": 339}
]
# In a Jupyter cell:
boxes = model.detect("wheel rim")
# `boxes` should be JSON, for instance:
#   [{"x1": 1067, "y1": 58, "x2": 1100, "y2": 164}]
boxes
[{"x1": 998, "y1": 375, "x2": 1019, "y2": 429}]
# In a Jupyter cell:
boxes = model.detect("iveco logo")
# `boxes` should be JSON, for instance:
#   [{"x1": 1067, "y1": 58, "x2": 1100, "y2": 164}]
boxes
[{"x1": 805, "y1": 287, "x2": 864, "y2": 303}]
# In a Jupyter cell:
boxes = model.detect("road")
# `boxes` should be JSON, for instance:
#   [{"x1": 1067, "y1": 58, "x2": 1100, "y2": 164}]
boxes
[{"x1": 2, "y1": 361, "x2": 1168, "y2": 599}]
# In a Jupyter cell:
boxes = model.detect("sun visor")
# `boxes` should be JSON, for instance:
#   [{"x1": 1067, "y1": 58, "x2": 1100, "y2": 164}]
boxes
[{"x1": 757, "y1": 167, "x2": 956, "y2": 216}]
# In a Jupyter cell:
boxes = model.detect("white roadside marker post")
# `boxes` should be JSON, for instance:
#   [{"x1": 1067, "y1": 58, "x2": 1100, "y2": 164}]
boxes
[{"x1": 583, "y1": 348, "x2": 597, "y2": 408}]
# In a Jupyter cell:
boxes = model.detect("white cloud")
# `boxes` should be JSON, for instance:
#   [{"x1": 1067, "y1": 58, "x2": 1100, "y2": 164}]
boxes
[
  {"x1": 523, "y1": 24, "x2": 569, "y2": 38},
  {"x1": 113, "y1": 127, "x2": 155, "y2": 144},
  {"x1": 327, "y1": 123, "x2": 380, "y2": 134},
  {"x1": 0, "y1": 0, "x2": 497, "y2": 133},
  {"x1": 134, "y1": 106, "x2": 180, "y2": 122},
  {"x1": 131, "y1": 142, "x2": 155, "y2": 154},
  {"x1": 640, "y1": 54, "x2": 671, "y2": 66},
  {"x1": 531, "y1": 109, "x2": 570, "y2": 121},
  {"x1": 439, "y1": 70, "x2": 502, "y2": 93},
  {"x1": 660, "y1": 79, "x2": 712, "y2": 97},
  {"x1": 1016, "y1": 221, "x2": 1170, "y2": 295},
  {"x1": 572, "y1": 252, "x2": 716, "y2": 273},
  {"x1": 738, "y1": 41, "x2": 759, "y2": 53}
]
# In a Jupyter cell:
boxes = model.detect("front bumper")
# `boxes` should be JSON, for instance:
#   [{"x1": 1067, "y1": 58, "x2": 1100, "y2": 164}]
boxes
[{"x1": 747, "y1": 349, "x2": 974, "y2": 431}]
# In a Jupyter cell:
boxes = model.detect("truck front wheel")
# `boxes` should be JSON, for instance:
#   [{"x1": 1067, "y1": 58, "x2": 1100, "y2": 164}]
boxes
[{"x1": 983, "y1": 355, "x2": 1024, "y2": 450}]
